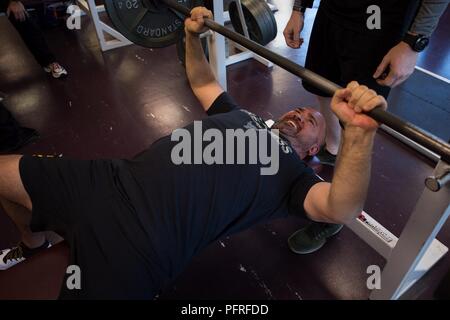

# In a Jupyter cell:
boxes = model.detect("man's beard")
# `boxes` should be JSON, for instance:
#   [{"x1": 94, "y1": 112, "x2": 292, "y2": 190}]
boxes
[{"x1": 272, "y1": 118, "x2": 314, "y2": 154}]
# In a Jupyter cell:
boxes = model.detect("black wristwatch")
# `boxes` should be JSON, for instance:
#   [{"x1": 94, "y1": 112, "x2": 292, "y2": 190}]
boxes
[
  {"x1": 403, "y1": 33, "x2": 429, "y2": 52},
  {"x1": 293, "y1": 6, "x2": 306, "y2": 13},
  {"x1": 293, "y1": 0, "x2": 306, "y2": 13}
]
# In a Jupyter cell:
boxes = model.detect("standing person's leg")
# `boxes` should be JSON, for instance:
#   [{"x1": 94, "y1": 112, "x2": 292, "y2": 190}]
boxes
[
  {"x1": 288, "y1": 8, "x2": 343, "y2": 255},
  {"x1": 305, "y1": 16, "x2": 399, "y2": 167},
  {"x1": 317, "y1": 96, "x2": 340, "y2": 165},
  {"x1": 8, "y1": 14, "x2": 68, "y2": 78},
  {"x1": 301, "y1": 8, "x2": 342, "y2": 166},
  {"x1": 288, "y1": 10, "x2": 404, "y2": 255},
  {"x1": 338, "y1": 32, "x2": 396, "y2": 98},
  {"x1": 317, "y1": 97, "x2": 338, "y2": 153},
  {"x1": 8, "y1": 14, "x2": 55, "y2": 68}
]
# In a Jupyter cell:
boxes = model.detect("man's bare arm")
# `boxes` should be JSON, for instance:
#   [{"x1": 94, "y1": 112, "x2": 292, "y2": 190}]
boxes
[
  {"x1": 304, "y1": 128, "x2": 375, "y2": 224},
  {"x1": 185, "y1": 7, "x2": 223, "y2": 111},
  {"x1": 304, "y1": 82, "x2": 386, "y2": 224}
]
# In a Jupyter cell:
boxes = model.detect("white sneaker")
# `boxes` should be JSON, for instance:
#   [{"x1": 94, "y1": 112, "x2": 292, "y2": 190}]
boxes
[
  {"x1": 0, "y1": 241, "x2": 51, "y2": 270},
  {"x1": 44, "y1": 62, "x2": 68, "y2": 79}
]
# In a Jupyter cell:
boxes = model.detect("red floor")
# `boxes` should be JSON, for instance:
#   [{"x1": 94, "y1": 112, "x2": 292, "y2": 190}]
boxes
[{"x1": 0, "y1": 1, "x2": 449, "y2": 299}]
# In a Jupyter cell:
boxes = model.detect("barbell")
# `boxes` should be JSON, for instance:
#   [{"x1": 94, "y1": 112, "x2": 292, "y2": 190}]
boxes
[{"x1": 104, "y1": 0, "x2": 450, "y2": 162}]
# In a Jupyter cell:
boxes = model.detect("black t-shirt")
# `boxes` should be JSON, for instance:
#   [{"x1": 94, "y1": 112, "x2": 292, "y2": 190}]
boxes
[
  {"x1": 320, "y1": 0, "x2": 420, "y2": 35},
  {"x1": 119, "y1": 93, "x2": 322, "y2": 286}
]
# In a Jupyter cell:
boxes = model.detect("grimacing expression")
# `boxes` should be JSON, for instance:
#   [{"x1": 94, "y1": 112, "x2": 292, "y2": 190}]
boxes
[{"x1": 272, "y1": 107, "x2": 326, "y2": 159}]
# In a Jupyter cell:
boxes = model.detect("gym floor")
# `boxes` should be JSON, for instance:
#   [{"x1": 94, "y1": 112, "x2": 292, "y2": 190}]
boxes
[{"x1": 0, "y1": 0, "x2": 449, "y2": 299}]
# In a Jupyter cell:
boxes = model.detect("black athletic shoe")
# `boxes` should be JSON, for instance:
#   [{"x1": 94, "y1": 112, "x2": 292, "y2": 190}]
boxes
[{"x1": 288, "y1": 222, "x2": 343, "y2": 254}]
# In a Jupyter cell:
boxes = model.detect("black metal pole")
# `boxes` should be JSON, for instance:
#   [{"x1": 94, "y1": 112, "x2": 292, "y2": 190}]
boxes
[{"x1": 163, "y1": 0, "x2": 450, "y2": 162}]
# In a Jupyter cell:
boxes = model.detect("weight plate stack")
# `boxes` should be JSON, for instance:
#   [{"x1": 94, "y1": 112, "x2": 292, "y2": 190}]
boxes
[
  {"x1": 228, "y1": 0, "x2": 277, "y2": 46},
  {"x1": 257, "y1": 0, "x2": 277, "y2": 45},
  {"x1": 248, "y1": 0, "x2": 274, "y2": 45}
]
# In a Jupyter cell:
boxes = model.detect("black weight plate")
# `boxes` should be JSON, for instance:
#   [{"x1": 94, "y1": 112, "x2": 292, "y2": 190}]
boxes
[
  {"x1": 242, "y1": 0, "x2": 262, "y2": 43},
  {"x1": 261, "y1": 3, "x2": 277, "y2": 44},
  {"x1": 229, "y1": 0, "x2": 263, "y2": 44},
  {"x1": 105, "y1": 0, "x2": 194, "y2": 48},
  {"x1": 262, "y1": 1, "x2": 277, "y2": 43},
  {"x1": 229, "y1": 0, "x2": 264, "y2": 45},
  {"x1": 228, "y1": 0, "x2": 276, "y2": 46},
  {"x1": 246, "y1": 0, "x2": 269, "y2": 45},
  {"x1": 228, "y1": 2, "x2": 251, "y2": 41},
  {"x1": 249, "y1": 0, "x2": 276, "y2": 45}
]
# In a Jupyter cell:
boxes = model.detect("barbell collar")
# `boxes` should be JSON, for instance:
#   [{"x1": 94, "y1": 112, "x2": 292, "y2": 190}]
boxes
[{"x1": 425, "y1": 170, "x2": 450, "y2": 192}]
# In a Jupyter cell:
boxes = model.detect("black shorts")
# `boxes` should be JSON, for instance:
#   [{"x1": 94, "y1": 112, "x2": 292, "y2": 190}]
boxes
[
  {"x1": 19, "y1": 155, "x2": 161, "y2": 299},
  {"x1": 303, "y1": 8, "x2": 402, "y2": 98}
]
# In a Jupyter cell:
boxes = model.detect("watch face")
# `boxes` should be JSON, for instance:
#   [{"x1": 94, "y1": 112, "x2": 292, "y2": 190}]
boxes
[{"x1": 415, "y1": 37, "x2": 429, "y2": 51}]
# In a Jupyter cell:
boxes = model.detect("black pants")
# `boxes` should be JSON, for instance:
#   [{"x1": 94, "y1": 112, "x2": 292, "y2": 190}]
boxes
[
  {"x1": 303, "y1": 8, "x2": 403, "y2": 99},
  {"x1": 9, "y1": 14, "x2": 55, "y2": 67},
  {"x1": 0, "y1": 101, "x2": 21, "y2": 148}
]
